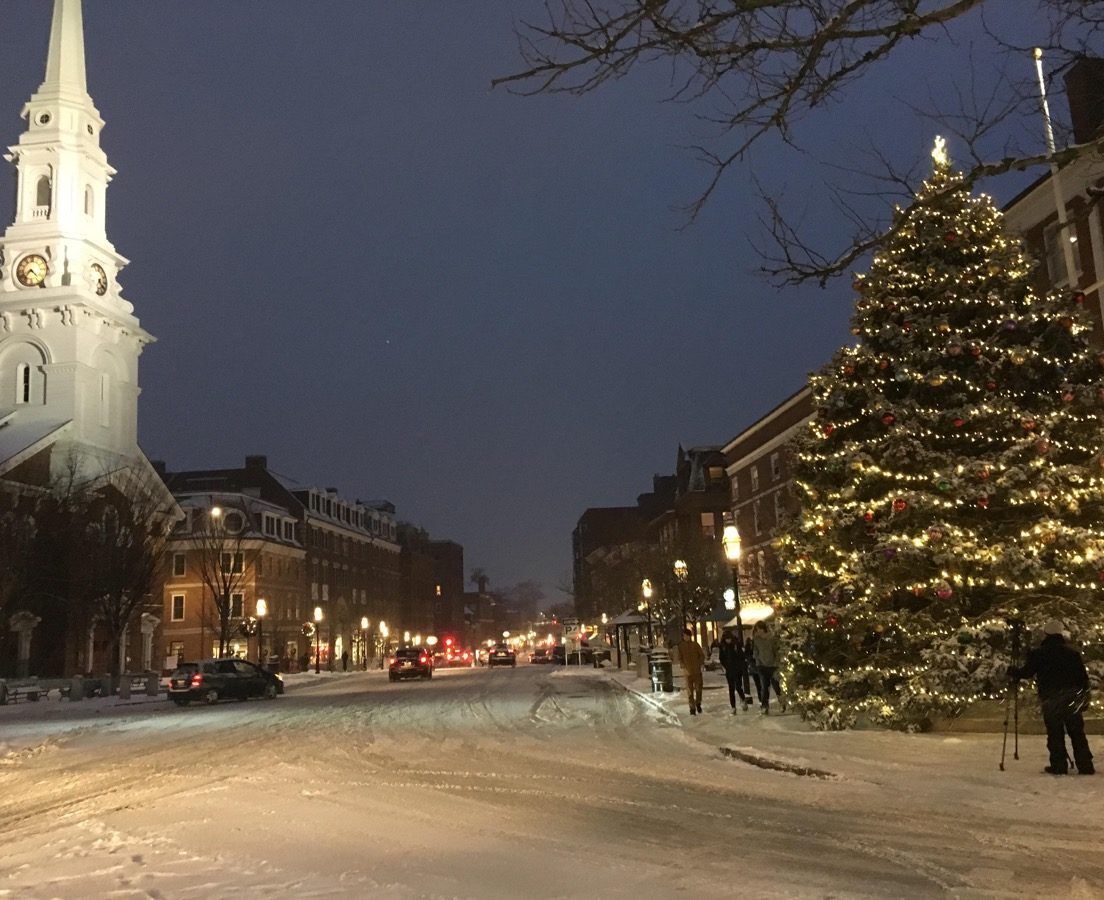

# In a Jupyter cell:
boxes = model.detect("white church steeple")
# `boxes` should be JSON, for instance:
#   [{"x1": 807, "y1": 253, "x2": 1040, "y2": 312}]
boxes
[{"x1": 0, "y1": 0, "x2": 155, "y2": 477}]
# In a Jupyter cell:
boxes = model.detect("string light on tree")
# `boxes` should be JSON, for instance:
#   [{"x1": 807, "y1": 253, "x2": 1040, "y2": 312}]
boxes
[{"x1": 776, "y1": 137, "x2": 1104, "y2": 731}]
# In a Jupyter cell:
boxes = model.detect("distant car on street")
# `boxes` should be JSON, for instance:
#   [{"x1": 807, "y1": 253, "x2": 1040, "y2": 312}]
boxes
[
  {"x1": 389, "y1": 647, "x2": 434, "y2": 681},
  {"x1": 168, "y1": 658, "x2": 283, "y2": 706},
  {"x1": 529, "y1": 647, "x2": 553, "y2": 664},
  {"x1": 488, "y1": 643, "x2": 517, "y2": 668}
]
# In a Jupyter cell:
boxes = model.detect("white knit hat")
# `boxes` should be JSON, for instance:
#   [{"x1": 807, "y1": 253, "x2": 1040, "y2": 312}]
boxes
[{"x1": 1043, "y1": 618, "x2": 1066, "y2": 635}]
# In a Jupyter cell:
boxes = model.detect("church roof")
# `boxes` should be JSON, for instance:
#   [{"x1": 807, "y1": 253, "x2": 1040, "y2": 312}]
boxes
[{"x1": 0, "y1": 414, "x2": 72, "y2": 477}]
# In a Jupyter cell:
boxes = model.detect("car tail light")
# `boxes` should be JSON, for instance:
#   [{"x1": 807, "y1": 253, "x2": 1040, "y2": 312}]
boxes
[
  {"x1": 419, "y1": 654, "x2": 428, "y2": 664},
  {"x1": 389, "y1": 657, "x2": 399, "y2": 667},
  {"x1": 190, "y1": 673, "x2": 203, "y2": 687}
]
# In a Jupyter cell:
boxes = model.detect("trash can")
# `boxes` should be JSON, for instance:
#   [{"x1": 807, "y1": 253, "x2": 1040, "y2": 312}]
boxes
[{"x1": 649, "y1": 649, "x2": 674, "y2": 693}]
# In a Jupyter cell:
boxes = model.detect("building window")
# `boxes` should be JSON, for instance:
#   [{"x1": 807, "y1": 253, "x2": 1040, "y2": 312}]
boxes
[
  {"x1": 230, "y1": 592, "x2": 244, "y2": 618},
  {"x1": 750, "y1": 466, "x2": 760, "y2": 493},
  {"x1": 84, "y1": 184, "x2": 94, "y2": 216},
  {"x1": 774, "y1": 491, "x2": 785, "y2": 522},
  {"x1": 730, "y1": 475, "x2": 739, "y2": 503},
  {"x1": 15, "y1": 363, "x2": 30, "y2": 404},
  {"x1": 770, "y1": 452, "x2": 781, "y2": 480},
  {"x1": 35, "y1": 174, "x2": 51, "y2": 208},
  {"x1": 264, "y1": 514, "x2": 278, "y2": 536},
  {"x1": 283, "y1": 521, "x2": 294, "y2": 541},
  {"x1": 753, "y1": 499, "x2": 762, "y2": 535},
  {"x1": 221, "y1": 552, "x2": 244, "y2": 574},
  {"x1": 172, "y1": 553, "x2": 186, "y2": 577},
  {"x1": 168, "y1": 641, "x2": 184, "y2": 663},
  {"x1": 700, "y1": 512, "x2": 716, "y2": 539},
  {"x1": 171, "y1": 594, "x2": 185, "y2": 621},
  {"x1": 1044, "y1": 220, "x2": 1083, "y2": 287},
  {"x1": 99, "y1": 373, "x2": 110, "y2": 426}
]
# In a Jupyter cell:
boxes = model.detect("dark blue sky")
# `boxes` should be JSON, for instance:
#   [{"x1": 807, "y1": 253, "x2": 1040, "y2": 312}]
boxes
[{"x1": 0, "y1": 2, "x2": 1061, "y2": 598}]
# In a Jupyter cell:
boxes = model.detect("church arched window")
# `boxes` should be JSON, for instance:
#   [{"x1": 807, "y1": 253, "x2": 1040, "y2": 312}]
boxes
[
  {"x1": 84, "y1": 185, "x2": 94, "y2": 217},
  {"x1": 15, "y1": 363, "x2": 30, "y2": 404},
  {"x1": 35, "y1": 175, "x2": 51, "y2": 208},
  {"x1": 99, "y1": 372, "x2": 111, "y2": 426}
]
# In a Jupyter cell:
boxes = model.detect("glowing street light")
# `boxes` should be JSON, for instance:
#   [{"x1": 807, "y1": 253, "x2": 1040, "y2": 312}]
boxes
[
  {"x1": 256, "y1": 598, "x2": 267, "y2": 665},
  {"x1": 313, "y1": 606, "x2": 323, "y2": 674}
]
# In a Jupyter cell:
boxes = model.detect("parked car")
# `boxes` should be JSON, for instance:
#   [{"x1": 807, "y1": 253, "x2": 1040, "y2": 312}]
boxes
[
  {"x1": 389, "y1": 647, "x2": 434, "y2": 681},
  {"x1": 488, "y1": 643, "x2": 517, "y2": 668},
  {"x1": 530, "y1": 647, "x2": 553, "y2": 664},
  {"x1": 442, "y1": 648, "x2": 474, "y2": 668},
  {"x1": 551, "y1": 645, "x2": 594, "y2": 665},
  {"x1": 169, "y1": 658, "x2": 283, "y2": 706}
]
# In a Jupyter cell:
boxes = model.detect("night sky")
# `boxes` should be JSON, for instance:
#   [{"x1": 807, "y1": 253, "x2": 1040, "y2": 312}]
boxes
[{"x1": 0, "y1": 2, "x2": 1060, "y2": 599}]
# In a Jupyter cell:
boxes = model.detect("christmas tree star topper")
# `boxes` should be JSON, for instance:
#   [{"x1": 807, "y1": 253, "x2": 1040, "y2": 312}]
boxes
[{"x1": 931, "y1": 135, "x2": 948, "y2": 170}]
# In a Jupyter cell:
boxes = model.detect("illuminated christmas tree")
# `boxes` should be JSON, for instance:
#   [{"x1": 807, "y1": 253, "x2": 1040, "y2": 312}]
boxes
[{"x1": 778, "y1": 138, "x2": 1104, "y2": 730}]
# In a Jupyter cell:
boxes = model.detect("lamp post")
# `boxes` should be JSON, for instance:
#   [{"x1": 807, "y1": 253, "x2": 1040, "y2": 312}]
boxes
[
  {"x1": 313, "y1": 606, "x2": 323, "y2": 674},
  {"x1": 256, "y1": 598, "x2": 267, "y2": 665},
  {"x1": 379, "y1": 621, "x2": 389, "y2": 668},
  {"x1": 361, "y1": 616, "x2": 369, "y2": 670},
  {"x1": 639, "y1": 578, "x2": 654, "y2": 648},
  {"x1": 673, "y1": 558, "x2": 688, "y2": 630},
  {"x1": 721, "y1": 513, "x2": 748, "y2": 695}
]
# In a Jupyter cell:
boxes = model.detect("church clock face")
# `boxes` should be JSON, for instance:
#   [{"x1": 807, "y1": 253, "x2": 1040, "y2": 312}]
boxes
[
  {"x1": 15, "y1": 254, "x2": 48, "y2": 287},
  {"x1": 91, "y1": 262, "x2": 108, "y2": 296}
]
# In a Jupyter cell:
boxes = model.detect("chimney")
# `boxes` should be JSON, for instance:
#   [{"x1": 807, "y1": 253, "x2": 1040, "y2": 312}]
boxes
[
  {"x1": 1064, "y1": 57, "x2": 1104, "y2": 144},
  {"x1": 245, "y1": 455, "x2": 267, "y2": 471}
]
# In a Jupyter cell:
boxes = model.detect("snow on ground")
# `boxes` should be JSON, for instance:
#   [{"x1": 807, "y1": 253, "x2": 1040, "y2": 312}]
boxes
[{"x1": 0, "y1": 662, "x2": 1101, "y2": 899}]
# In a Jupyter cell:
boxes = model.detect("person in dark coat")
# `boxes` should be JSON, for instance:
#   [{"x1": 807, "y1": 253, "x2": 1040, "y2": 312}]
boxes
[
  {"x1": 1010, "y1": 619, "x2": 1094, "y2": 775},
  {"x1": 718, "y1": 629, "x2": 750, "y2": 713}
]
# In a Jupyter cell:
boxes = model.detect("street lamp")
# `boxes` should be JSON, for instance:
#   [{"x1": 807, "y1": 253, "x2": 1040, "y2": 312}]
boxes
[
  {"x1": 721, "y1": 513, "x2": 748, "y2": 693},
  {"x1": 361, "y1": 616, "x2": 369, "y2": 670},
  {"x1": 313, "y1": 606, "x2": 323, "y2": 674},
  {"x1": 379, "y1": 621, "x2": 389, "y2": 668},
  {"x1": 639, "y1": 578, "x2": 654, "y2": 647},
  {"x1": 673, "y1": 559, "x2": 688, "y2": 629},
  {"x1": 256, "y1": 598, "x2": 267, "y2": 665}
]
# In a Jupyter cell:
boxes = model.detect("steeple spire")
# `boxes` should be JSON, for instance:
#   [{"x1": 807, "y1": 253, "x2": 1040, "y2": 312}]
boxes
[{"x1": 42, "y1": 0, "x2": 88, "y2": 97}]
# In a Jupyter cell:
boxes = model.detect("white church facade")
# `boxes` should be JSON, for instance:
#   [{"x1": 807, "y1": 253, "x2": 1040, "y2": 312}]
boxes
[{"x1": 0, "y1": 0, "x2": 178, "y2": 678}]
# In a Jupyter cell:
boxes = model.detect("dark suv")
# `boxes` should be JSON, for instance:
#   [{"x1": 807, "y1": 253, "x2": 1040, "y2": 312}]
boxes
[
  {"x1": 488, "y1": 643, "x2": 517, "y2": 668},
  {"x1": 389, "y1": 647, "x2": 434, "y2": 681},
  {"x1": 169, "y1": 658, "x2": 283, "y2": 706}
]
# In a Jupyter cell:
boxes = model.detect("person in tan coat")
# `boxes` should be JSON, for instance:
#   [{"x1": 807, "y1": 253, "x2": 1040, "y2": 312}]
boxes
[{"x1": 677, "y1": 627, "x2": 707, "y2": 715}]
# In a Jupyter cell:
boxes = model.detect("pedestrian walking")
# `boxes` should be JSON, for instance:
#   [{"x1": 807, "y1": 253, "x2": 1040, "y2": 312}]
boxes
[
  {"x1": 745, "y1": 635, "x2": 760, "y2": 700},
  {"x1": 677, "y1": 627, "x2": 706, "y2": 716},
  {"x1": 718, "y1": 629, "x2": 749, "y2": 713},
  {"x1": 1010, "y1": 619, "x2": 1095, "y2": 775},
  {"x1": 751, "y1": 621, "x2": 785, "y2": 714},
  {"x1": 341, "y1": 650, "x2": 350, "y2": 672}
]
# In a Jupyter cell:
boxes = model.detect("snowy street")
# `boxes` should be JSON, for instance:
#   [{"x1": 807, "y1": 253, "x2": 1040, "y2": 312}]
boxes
[{"x1": 0, "y1": 664, "x2": 1101, "y2": 899}]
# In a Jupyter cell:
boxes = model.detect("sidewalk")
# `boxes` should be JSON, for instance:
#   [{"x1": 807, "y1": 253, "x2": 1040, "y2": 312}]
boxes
[{"x1": 592, "y1": 660, "x2": 1100, "y2": 786}]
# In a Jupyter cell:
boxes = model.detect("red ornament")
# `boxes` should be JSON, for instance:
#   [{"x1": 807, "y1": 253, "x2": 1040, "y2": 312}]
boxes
[
  {"x1": 892, "y1": 498, "x2": 908, "y2": 512},
  {"x1": 863, "y1": 511, "x2": 875, "y2": 523},
  {"x1": 1060, "y1": 316, "x2": 1074, "y2": 331},
  {"x1": 1021, "y1": 418, "x2": 1036, "y2": 431},
  {"x1": 843, "y1": 364, "x2": 855, "y2": 376},
  {"x1": 977, "y1": 496, "x2": 990, "y2": 509},
  {"x1": 1062, "y1": 389, "x2": 1075, "y2": 403},
  {"x1": 1035, "y1": 440, "x2": 1050, "y2": 456},
  {"x1": 1074, "y1": 291, "x2": 1086, "y2": 305},
  {"x1": 878, "y1": 359, "x2": 890, "y2": 370},
  {"x1": 826, "y1": 615, "x2": 839, "y2": 627},
  {"x1": 944, "y1": 231, "x2": 958, "y2": 242},
  {"x1": 952, "y1": 417, "x2": 965, "y2": 428},
  {"x1": 977, "y1": 467, "x2": 990, "y2": 481},
  {"x1": 985, "y1": 380, "x2": 998, "y2": 391},
  {"x1": 823, "y1": 424, "x2": 835, "y2": 437},
  {"x1": 936, "y1": 585, "x2": 954, "y2": 600},
  {"x1": 1097, "y1": 570, "x2": 1104, "y2": 582},
  {"x1": 882, "y1": 413, "x2": 896, "y2": 426}
]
